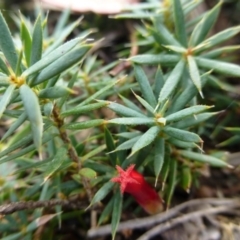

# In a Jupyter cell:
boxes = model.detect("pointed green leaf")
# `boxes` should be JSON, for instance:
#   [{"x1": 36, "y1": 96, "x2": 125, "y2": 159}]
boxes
[
  {"x1": 43, "y1": 148, "x2": 67, "y2": 182},
  {"x1": 108, "y1": 117, "x2": 155, "y2": 126},
  {"x1": 169, "y1": 76, "x2": 208, "y2": 113},
  {"x1": 174, "y1": 112, "x2": 219, "y2": 129},
  {"x1": 38, "y1": 179, "x2": 50, "y2": 201},
  {"x1": 26, "y1": 213, "x2": 59, "y2": 231},
  {"x1": 131, "y1": 126, "x2": 160, "y2": 155},
  {"x1": 84, "y1": 160, "x2": 114, "y2": 174},
  {"x1": 22, "y1": 37, "x2": 84, "y2": 77},
  {"x1": 46, "y1": 75, "x2": 60, "y2": 88},
  {"x1": 158, "y1": 59, "x2": 185, "y2": 103},
  {"x1": 53, "y1": 8, "x2": 71, "y2": 37},
  {"x1": 20, "y1": 16, "x2": 32, "y2": 67},
  {"x1": 114, "y1": 136, "x2": 141, "y2": 152},
  {"x1": 77, "y1": 78, "x2": 121, "y2": 108},
  {"x1": 81, "y1": 144, "x2": 105, "y2": 161},
  {"x1": 160, "y1": 154, "x2": 170, "y2": 191},
  {"x1": 88, "y1": 181, "x2": 114, "y2": 208},
  {"x1": 128, "y1": 54, "x2": 180, "y2": 65},
  {"x1": 84, "y1": 55, "x2": 97, "y2": 74},
  {"x1": 114, "y1": 12, "x2": 161, "y2": 19},
  {"x1": 104, "y1": 100, "x2": 146, "y2": 118},
  {"x1": 168, "y1": 138, "x2": 200, "y2": 149},
  {"x1": 181, "y1": 165, "x2": 192, "y2": 192},
  {"x1": 165, "y1": 159, "x2": 177, "y2": 207},
  {"x1": 0, "y1": 84, "x2": 16, "y2": 119},
  {"x1": 98, "y1": 197, "x2": 114, "y2": 225},
  {"x1": 179, "y1": 150, "x2": 232, "y2": 167},
  {"x1": 0, "y1": 133, "x2": 52, "y2": 164},
  {"x1": 0, "y1": 74, "x2": 9, "y2": 86},
  {"x1": 61, "y1": 102, "x2": 107, "y2": 117},
  {"x1": 187, "y1": 55, "x2": 203, "y2": 96},
  {"x1": 0, "y1": 11, "x2": 18, "y2": 71},
  {"x1": 153, "y1": 18, "x2": 181, "y2": 46},
  {"x1": 117, "y1": 125, "x2": 127, "y2": 165},
  {"x1": 154, "y1": 137, "x2": 165, "y2": 185},
  {"x1": 4, "y1": 109, "x2": 23, "y2": 118},
  {"x1": 0, "y1": 134, "x2": 32, "y2": 158},
  {"x1": 165, "y1": 105, "x2": 213, "y2": 123},
  {"x1": 105, "y1": 127, "x2": 117, "y2": 165},
  {"x1": 75, "y1": 142, "x2": 85, "y2": 156},
  {"x1": 19, "y1": 84, "x2": 43, "y2": 152},
  {"x1": 1, "y1": 232, "x2": 22, "y2": 240},
  {"x1": 1, "y1": 112, "x2": 27, "y2": 141},
  {"x1": 57, "y1": 71, "x2": 78, "y2": 108},
  {"x1": 33, "y1": 45, "x2": 90, "y2": 85},
  {"x1": 44, "y1": 18, "x2": 82, "y2": 55},
  {"x1": 153, "y1": 66, "x2": 165, "y2": 99},
  {"x1": 163, "y1": 45, "x2": 186, "y2": 53},
  {"x1": 43, "y1": 102, "x2": 53, "y2": 117},
  {"x1": 30, "y1": 14, "x2": 42, "y2": 66},
  {"x1": 225, "y1": 127, "x2": 240, "y2": 134},
  {"x1": 196, "y1": 57, "x2": 240, "y2": 77},
  {"x1": 132, "y1": 91, "x2": 155, "y2": 114},
  {"x1": 134, "y1": 64, "x2": 157, "y2": 107},
  {"x1": 64, "y1": 119, "x2": 105, "y2": 130},
  {"x1": 198, "y1": 26, "x2": 240, "y2": 52},
  {"x1": 189, "y1": 1, "x2": 222, "y2": 46},
  {"x1": 217, "y1": 135, "x2": 240, "y2": 147},
  {"x1": 115, "y1": 131, "x2": 141, "y2": 139},
  {"x1": 38, "y1": 86, "x2": 70, "y2": 99},
  {"x1": 172, "y1": 0, "x2": 187, "y2": 47},
  {"x1": 15, "y1": 49, "x2": 23, "y2": 76},
  {"x1": 156, "y1": 100, "x2": 169, "y2": 116},
  {"x1": 111, "y1": 189, "x2": 122, "y2": 240},
  {"x1": 119, "y1": 94, "x2": 142, "y2": 113},
  {"x1": 90, "y1": 59, "x2": 118, "y2": 77},
  {"x1": 201, "y1": 45, "x2": 240, "y2": 59},
  {"x1": 163, "y1": 126, "x2": 202, "y2": 143},
  {"x1": 0, "y1": 56, "x2": 9, "y2": 74}
]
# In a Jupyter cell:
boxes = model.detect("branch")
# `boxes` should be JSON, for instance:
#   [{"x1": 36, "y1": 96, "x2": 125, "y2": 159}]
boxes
[
  {"x1": 0, "y1": 196, "x2": 87, "y2": 215},
  {"x1": 87, "y1": 198, "x2": 240, "y2": 238},
  {"x1": 52, "y1": 104, "x2": 93, "y2": 201},
  {"x1": 137, "y1": 204, "x2": 238, "y2": 240}
]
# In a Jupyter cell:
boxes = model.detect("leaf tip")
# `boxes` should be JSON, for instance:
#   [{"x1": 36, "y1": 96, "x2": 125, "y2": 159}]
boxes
[
  {"x1": 154, "y1": 177, "x2": 158, "y2": 187},
  {"x1": 127, "y1": 151, "x2": 135, "y2": 159},
  {"x1": 199, "y1": 90, "x2": 204, "y2": 99},
  {"x1": 157, "y1": 117, "x2": 166, "y2": 126},
  {"x1": 227, "y1": 164, "x2": 234, "y2": 169}
]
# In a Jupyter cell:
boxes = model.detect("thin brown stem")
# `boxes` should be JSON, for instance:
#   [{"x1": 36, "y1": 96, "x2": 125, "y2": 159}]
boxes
[
  {"x1": 0, "y1": 196, "x2": 87, "y2": 215},
  {"x1": 52, "y1": 104, "x2": 93, "y2": 201}
]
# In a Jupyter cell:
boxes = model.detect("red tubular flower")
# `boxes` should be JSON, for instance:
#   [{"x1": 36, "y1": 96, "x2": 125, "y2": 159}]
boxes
[{"x1": 111, "y1": 164, "x2": 163, "y2": 214}]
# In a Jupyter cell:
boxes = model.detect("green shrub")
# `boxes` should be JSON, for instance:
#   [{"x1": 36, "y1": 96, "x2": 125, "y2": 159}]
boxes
[{"x1": 0, "y1": 1, "x2": 239, "y2": 239}]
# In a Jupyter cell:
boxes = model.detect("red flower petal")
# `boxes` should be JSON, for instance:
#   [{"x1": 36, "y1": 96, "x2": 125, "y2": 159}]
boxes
[{"x1": 111, "y1": 164, "x2": 163, "y2": 214}]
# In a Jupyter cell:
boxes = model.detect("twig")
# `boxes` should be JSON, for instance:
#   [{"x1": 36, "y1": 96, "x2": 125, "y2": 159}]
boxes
[
  {"x1": 87, "y1": 198, "x2": 240, "y2": 238},
  {"x1": 137, "y1": 204, "x2": 240, "y2": 240},
  {"x1": 52, "y1": 104, "x2": 93, "y2": 201},
  {"x1": 0, "y1": 196, "x2": 87, "y2": 215}
]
